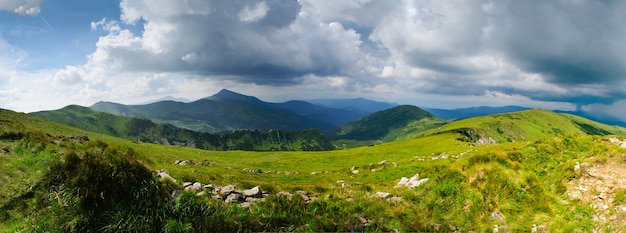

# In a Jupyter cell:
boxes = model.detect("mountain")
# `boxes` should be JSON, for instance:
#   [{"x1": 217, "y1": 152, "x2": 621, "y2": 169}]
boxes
[
  {"x1": 425, "y1": 106, "x2": 530, "y2": 120},
  {"x1": 308, "y1": 98, "x2": 397, "y2": 113},
  {"x1": 30, "y1": 105, "x2": 334, "y2": 151},
  {"x1": 328, "y1": 105, "x2": 446, "y2": 142},
  {"x1": 417, "y1": 109, "x2": 626, "y2": 143},
  {"x1": 141, "y1": 96, "x2": 191, "y2": 104},
  {"x1": 90, "y1": 89, "x2": 335, "y2": 133}
]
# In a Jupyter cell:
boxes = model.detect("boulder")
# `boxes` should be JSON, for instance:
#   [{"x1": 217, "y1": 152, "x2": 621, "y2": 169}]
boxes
[
  {"x1": 225, "y1": 193, "x2": 243, "y2": 203},
  {"x1": 296, "y1": 190, "x2": 311, "y2": 202},
  {"x1": 243, "y1": 186, "x2": 262, "y2": 198},
  {"x1": 220, "y1": 185, "x2": 236, "y2": 196}
]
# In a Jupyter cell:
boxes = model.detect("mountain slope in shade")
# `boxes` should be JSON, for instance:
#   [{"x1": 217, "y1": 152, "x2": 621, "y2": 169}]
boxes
[
  {"x1": 329, "y1": 105, "x2": 446, "y2": 141},
  {"x1": 90, "y1": 89, "x2": 335, "y2": 133},
  {"x1": 30, "y1": 105, "x2": 334, "y2": 151}
]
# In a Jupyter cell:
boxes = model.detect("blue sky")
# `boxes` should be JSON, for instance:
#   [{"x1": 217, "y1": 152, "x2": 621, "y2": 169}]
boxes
[{"x1": 1, "y1": 0, "x2": 626, "y2": 122}]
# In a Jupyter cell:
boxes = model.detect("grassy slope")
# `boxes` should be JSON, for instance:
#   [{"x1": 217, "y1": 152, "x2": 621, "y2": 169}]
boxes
[
  {"x1": 417, "y1": 109, "x2": 626, "y2": 142},
  {"x1": 4, "y1": 108, "x2": 626, "y2": 232}
]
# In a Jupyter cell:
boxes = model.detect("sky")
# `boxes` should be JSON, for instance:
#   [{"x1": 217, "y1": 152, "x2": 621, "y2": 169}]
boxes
[{"x1": 2, "y1": 0, "x2": 626, "y2": 121}]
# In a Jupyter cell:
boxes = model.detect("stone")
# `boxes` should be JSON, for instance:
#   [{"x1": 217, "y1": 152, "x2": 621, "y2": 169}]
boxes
[
  {"x1": 397, "y1": 177, "x2": 409, "y2": 186},
  {"x1": 243, "y1": 186, "x2": 262, "y2": 198},
  {"x1": 225, "y1": 193, "x2": 243, "y2": 203},
  {"x1": 156, "y1": 169, "x2": 177, "y2": 183},
  {"x1": 390, "y1": 196, "x2": 403, "y2": 202},
  {"x1": 352, "y1": 170, "x2": 359, "y2": 174},
  {"x1": 379, "y1": 160, "x2": 389, "y2": 165},
  {"x1": 277, "y1": 191, "x2": 294, "y2": 199},
  {"x1": 203, "y1": 184, "x2": 214, "y2": 191},
  {"x1": 373, "y1": 191, "x2": 391, "y2": 199},
  {"x1": 296, "y1": 190, "x2": 310, "y2": 202},
  {"x1": 220, "y1": 185, "x2": 236, "y2": 196},
  {"x1": 183, "y1": 182, "x2": 193, "y2": 188}
]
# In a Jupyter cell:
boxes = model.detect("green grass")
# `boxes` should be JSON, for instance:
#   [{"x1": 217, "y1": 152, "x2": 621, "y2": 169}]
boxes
[{"x1": 4, "y1": 108, "x2": 626, "y2": 232}]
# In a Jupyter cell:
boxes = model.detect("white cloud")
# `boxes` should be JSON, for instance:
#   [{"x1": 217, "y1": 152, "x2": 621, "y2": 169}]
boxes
[
  {"x1": 238, "y1": 1, "x2": 269, "y2": 23},
  {"x1": 0, "y1": 0, "x2": 44, "y2": 16}
]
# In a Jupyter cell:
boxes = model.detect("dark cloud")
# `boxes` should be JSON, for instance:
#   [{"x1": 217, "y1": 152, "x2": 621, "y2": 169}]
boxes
[{"x1": 94, "y1": 0, "x2": 365, "y2": 84}]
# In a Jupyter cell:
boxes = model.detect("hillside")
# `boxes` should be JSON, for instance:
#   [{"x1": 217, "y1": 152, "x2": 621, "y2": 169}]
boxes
[
  {"x1": 5, "y1": 107, "x2": 626, "y2": 232},
  {"x1": 328, "y1": 105, "x2": 446, "y2": 142},
  {"x1": 31, "y1": 105, "x2": 333, "y2": 151}
]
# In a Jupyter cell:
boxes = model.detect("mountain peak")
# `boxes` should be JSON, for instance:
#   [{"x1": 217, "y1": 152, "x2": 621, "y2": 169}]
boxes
[{"x1": 206, "y1": 89, "x2": 264, "y2": 104}]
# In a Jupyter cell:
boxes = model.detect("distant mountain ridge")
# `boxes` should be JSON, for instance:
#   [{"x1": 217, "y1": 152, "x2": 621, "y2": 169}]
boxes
[{"x1": 88, "y1": 89, "x2": 394, "y2": 133}]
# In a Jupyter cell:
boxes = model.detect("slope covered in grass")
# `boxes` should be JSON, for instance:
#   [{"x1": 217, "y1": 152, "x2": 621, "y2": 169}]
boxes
[{"x1": 4, "y1": 107, "x2": 626, "y2": 232}]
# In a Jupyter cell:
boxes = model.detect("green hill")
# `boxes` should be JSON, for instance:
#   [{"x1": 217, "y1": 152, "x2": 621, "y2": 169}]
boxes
[
  {"x1": 5, "y1": 107, "x2": 626, "y2": 232},
  {"x1": 328, "y1": 105, "x2": 446, "y2": 142},
  {"x1": 31, "y1": 105, "x2": 333, "y2": 151},
  {"x1": 420, "y1": 109, "x2": 626, "y2": 143}
]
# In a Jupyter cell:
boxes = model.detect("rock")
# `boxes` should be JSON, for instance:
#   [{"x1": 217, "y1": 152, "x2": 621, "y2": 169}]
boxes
[
  {"x1": 156, "y1": 169, "x2": 177, "y2": 183},
  {"x1": 397, "y1": 177, "x2": 410, "y2": 186},
  {"x1": 174, "y1": 160, "x2": 182, "y2": 165},
  {"x1": 371, "y1": 168, "x2": 381, "y2": 172},
  {"x1": 183, "y1": 182, "x2": 193, "y2": 188},
  {"x1": 277, "y1": 191, "x2": 294, "y2": 199},
  {"x1": 397, "y1": 173, "x2": 428, "y2": 188},
  {"x1": 373, "y1": 191, "x2": 391, "y2": 199},
  {"x1": 220, "y1": 185, "x2": 236, "y2": 196},
  {"x1": 190, "y1": 182, "x2": 203, "y2": 192},
  {"x1": 203, "y1": 184, "x2": 214, "y2": 191},
  {"x1": 225, "y1": 193, "x2": 243, "y2": 203},
  {"x1": 296, "y1": 190, "x2": 310, "y2": 202},
  {"x1": 352, "y1": 170, "x2": 359, "y2": 174},
  {"x1": 238, "y1": 202, "x2": 252, "y2": 208},
  {"x1": 243, "y1": 186, "x2": 262, "y2": 198},
  {"x1": 390, "y1": 196, "x2": 403, "y2": 202},
  {"x1": 490, "y1": 210, "x2": 505, "y2": 221},
  {"x1": 342, "y1": 183, "x2": 351, "y2": 189},
  {"x1": 379, "y1": 160, "x2": 389, "y2": 165}
]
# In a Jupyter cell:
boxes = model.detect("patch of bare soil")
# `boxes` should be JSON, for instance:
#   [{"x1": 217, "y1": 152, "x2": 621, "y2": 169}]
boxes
[{"x1": 567, "y1": 161, "x2": 626, "y2": 228}]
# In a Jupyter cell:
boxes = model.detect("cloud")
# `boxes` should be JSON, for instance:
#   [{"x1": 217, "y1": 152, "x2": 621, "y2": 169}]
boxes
[
  {"x1": 364, "y1": 0, "x2": 626, "y2": 106},
  {"x1": 0, "y1": 0, "x2": 44, "y2": 16},
  {"x1": 84, "y1": 0, "x2": 368, "y2": 85}
]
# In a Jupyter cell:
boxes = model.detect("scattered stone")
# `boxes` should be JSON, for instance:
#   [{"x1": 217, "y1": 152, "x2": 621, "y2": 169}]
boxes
[
  {"x1": 378, "y1": 160, "x2": 389, "y2": 165},
  {"x1": 373, "y1": 191, "x2": 391, "y2": 199},
  {"x1": 277, "y1": 191, "x2": 294, "y2": 199},
  {"x1": 225, "y1": 193, "x2": 243, "y2": 203},
  {"x1": 371, "y1": 168, "x2": 381, "y2": 172},
  {"x1": 296, "y1": 190, "x2": 311, "y2": 202},
  {"x1": 183, "y1": 182, "x2": 193, "y2": 188},
  {"x1": 203, "y1": 184, "x2": 214, "y2": 191},
  {"x1": 396, "y1": 173, "x2": 429, "y2": 188},
  {"x1": 243, "y1": 186, "x2": 262, "y2": 198},
  {"x1": 220, "y1": 185, "x2": 236, "y2": 196},
  {"x1": 342, "y1": 183, "x2": 351, "y2": 189},
  {"x1": 390, "y1": 196, "x2": 403, "y2": 203},
  {"x1": 176, "y1": 160, "x2": 194, "y2": 165},
  {"x1": 490, "y1": 209, "x2": 505, "y2": 221},
  {"x1": 156, "y1": 169, "x2": 177, "y2": 183},
  {"x1": 352, "y1": 170, "x2": 359, "y2": 174}
]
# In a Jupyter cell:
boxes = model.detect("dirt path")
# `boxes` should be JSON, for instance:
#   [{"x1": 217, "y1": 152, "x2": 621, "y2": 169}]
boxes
[{"x1": 567, "y1": 160, "x2": 626, "y2": 228}]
